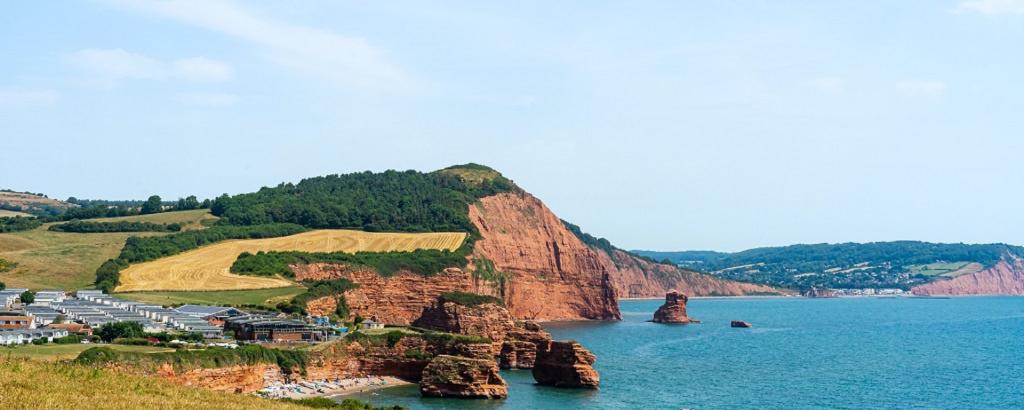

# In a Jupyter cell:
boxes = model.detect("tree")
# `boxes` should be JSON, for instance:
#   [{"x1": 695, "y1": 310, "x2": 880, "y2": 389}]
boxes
[
  {"x1": 176, "y1": 195, "x2": 201, "y2": 211},
  {"x1": 140, "y1": 195, "x2": 162, "y2": 214},
  {"x1": 19, "y1": 290, "x2": 35, "y2": 304},
  {"x1": 53, "y1": 314, "x2": 65, "y2": 324},
  {"x1": 0, "y1": 281, "x2": 5, "y2": 291},
  {"x1": 95, "y1": 322, "x2": 145, "y2": 342}
]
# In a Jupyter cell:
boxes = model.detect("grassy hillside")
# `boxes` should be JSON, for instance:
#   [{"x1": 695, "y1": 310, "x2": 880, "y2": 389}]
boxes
[
  {"x1": 0, "y1": 209, "x2": 31, "y2": 217},
  {"x1": 116, "y1": 287, "x2": 306, "y2": 308},
  {"x1": 0, "y1": 358, "x2": 311, "y2": 410},
  {"x1": 0, "y1": 210, "x2": 217, "y2": 290},
  {"x1": 2, "y1": 344, "x2": 173, "y2": 362},
  {"x1": 116, "y1": 230, "x2": 466, "y2": 292},
  {"x1": 637, "y1": 241, "x2": 1024, "y2": 290}
]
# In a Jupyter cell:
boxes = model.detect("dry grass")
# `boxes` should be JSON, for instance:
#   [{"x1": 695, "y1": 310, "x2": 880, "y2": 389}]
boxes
[
  {"x1": 116, "y1": 230, "x2": 467, "y2": 292},
  {"x1": 0, "y1": 209, "x2": 31, "y2": 217},
  {"x1": 0, "y1": 210, "x2": 217, "y2": 290},
  {"x1": 2, "y1": 344, "x2": 173, "y2": 362},
  {"x1": 116, "y1": 287, "x2": 307, "y2": 308},
  {"x1": 0, "y1": 358, "x2": 309, "y2": 410},
  {"x1": 92, "y1": 209, "x2": 218, "y2": 231}
]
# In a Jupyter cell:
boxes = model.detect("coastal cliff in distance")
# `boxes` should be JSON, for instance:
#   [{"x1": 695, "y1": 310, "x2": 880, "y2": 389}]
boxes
[{"x1": 911, "y1": 258, "x2": 1024, "y2": 296}]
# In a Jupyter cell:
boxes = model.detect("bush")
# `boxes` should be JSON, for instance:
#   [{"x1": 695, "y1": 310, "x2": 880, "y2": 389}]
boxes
[
  {"x1": 281, "y1": 397, "x2": 408, "y2": 410},
  {"x1": 19, "y1": 290, "x2": 35, "y2": 304},
  {"x1": 95, "y1": 322, "x2": 145, "y2": 342},
  {"x1": 75, "y1": 344, "x2": 310, "y2": 374},
  {"x1": 31, "y1": 338, "x2": 48, "y2": 345},
  {"x1": 54, "y1": 334, "x2": 85, "y2": 344},
  {"x1": 0, "y1": 216, "x2": 42, "y2": 233},
  {"x1": 49, "y1": 220, "x2": 182, "y2": 233},
  {"x1": 439, "y1": 291, "x2": 502, "y2": 307}
]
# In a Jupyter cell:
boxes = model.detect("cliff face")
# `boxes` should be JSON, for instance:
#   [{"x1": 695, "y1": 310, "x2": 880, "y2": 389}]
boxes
[
  {"x1": 469, "y1": 192, "x2": 784, "y2": 314},
  {"x1": 294, "y1": 265, "x2": 499, "y2": 325},
  {"x1": 468, "y1": 192, "x2": 621, "y2": 321},
  {"x1": 911, "y1": 259, "x2": 1024, "y2": 296}
]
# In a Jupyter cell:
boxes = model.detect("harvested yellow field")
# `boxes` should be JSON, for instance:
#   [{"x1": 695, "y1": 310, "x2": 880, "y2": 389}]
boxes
[{"x1": 116, "y1": 229, "x2": 467, "y2": 292}]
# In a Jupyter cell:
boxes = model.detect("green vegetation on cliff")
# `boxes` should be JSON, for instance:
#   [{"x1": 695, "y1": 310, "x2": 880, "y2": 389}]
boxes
[
  {"x1": 635, "y1": 241, "x2": 1024, "y2": 290},
  {"x1": 75, "y1": 344, "x2": 309, "y2": 374},
  {"x1": 439, "y1": 291, "x2": 503, "y2": 307},
  {"x1": 230, "y1": 249, "x2": 468, "y2": 278}
]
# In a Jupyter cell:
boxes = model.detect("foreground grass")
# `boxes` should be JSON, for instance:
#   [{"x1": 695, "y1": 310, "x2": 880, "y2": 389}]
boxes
[
  {"x1": 116, "y1": 286, "x2": 307, "y2": 308},
  {"x1": 2, "y1": 344, "x2": 174, "y2": 362},
  {"x1": 0, "y1": 358, "x2": 311, "y2": 410},
  {"x1": 116, "y1": 229, "x2": 466, "y2": 292}
]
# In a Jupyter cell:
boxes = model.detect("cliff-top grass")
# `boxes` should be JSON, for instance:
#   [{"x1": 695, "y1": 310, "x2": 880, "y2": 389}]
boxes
[
  {"x1": 116, "y1": 229, "x2": 467, "y2": 292},
  {"x1": 0, "y1": 357, "x2": 312, "y2": 410},
  {"x1": 0, "y1": 210, "x2": 215, "y2": 290},
  {"x1": 116, "y1": 286, "x2": 306, "y2": 308},
  {"x1": 2, "y1": 343, "x2": 173, "y2": 362}
]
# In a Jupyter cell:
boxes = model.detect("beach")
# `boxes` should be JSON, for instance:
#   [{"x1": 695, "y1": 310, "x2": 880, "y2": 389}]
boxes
[{"x1": 256, "y1": 376, "x2": 411, "y2": 400}]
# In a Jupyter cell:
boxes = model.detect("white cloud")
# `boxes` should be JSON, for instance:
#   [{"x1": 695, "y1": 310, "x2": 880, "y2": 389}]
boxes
[
  {"x1": 175, "y1": 92, "x2": 239, "y2": 107},
  {"x1": 809, "y1": 77, "x2": 845, "y2": 93},
  {"x1": 897, "y1": 80, "x2": 948, "y2": 97},
  {"x1": 0, "y1": 89, "x2": 59, "y2": 107},
  {"x1": 954, "y1": 0, "x2": 1024, "y2": 15},
  {"x1": 107, "y1": 0, "x2": 412, "y2": 92},
  {"x1": 68, "y1": 48, "x2": 233, "y2": 82},
  {"x1": 172, "y1": 58, "x2": 234, "y2": 82}
]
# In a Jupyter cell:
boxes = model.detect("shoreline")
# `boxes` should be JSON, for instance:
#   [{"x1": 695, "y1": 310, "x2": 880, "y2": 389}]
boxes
[{"x1": 258, "y1": 376, "x2": 412, "y2": 401}]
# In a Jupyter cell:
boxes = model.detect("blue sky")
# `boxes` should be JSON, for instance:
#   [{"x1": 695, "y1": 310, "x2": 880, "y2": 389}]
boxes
[{"x1": 3, "y1": 0, "x2": 1024, "y2": 251}]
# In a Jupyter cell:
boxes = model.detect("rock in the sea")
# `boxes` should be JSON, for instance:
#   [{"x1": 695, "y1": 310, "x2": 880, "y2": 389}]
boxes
[
  {"x1": 532, "y1": 341, "x2": 600, "y2": 389},
  {"x1": 419, "y1": 355, "x2": 508, "y2": 399},
  {"x1": 499, "y1": 321, "x2": 552, "y2": 369},
  {"x1": 651, "y1": 290, "x2": 692, "y2": 324},
  {"x1": 731, "y1": 320, "x2": 752, "y2": 328}
]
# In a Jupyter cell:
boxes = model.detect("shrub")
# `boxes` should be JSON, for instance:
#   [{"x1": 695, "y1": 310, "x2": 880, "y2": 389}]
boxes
[
  {"x1": 95, "y1": 322, "x2": 145, "y2": 342},
  {"x1": 439, "y1": 291, "x2": 502, "y2": 307}
]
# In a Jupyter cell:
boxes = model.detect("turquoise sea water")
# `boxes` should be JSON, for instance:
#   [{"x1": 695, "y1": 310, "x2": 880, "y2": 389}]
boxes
[{"x1": 346, "y1": 297, "x2": 1024, "y2": 409}]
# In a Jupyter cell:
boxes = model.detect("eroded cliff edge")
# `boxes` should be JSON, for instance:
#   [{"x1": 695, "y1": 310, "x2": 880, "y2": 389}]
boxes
[{"x1": 912, "y1": 258, "x2": 1024, "y2": 296}]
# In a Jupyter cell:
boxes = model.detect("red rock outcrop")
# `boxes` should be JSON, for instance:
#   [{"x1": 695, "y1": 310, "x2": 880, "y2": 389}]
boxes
[
  {"x1": 293, "y1": 265, "x2": 498, "y2": 324},
  {"x1": 532, "y1": 341, "x2": 600, "y2": 389},
  {"x1": 912, "y1": 259, "x2": 1024, "y2": 296},
  {"x1": 651, "y1": 291, "x2": 691, "y2": 323},
  {"x1": 499, "y1": 321, "x2": 552, "y2": 369},
  {"x1": 419, "y1": 355, "x2": 508, "y2": 399},
  {"x1": 155, "y1": 363, "x2": 284, "y2": 393},
  {"x1": 411, "y1": 298, "x2": 517, "y2": 343}
]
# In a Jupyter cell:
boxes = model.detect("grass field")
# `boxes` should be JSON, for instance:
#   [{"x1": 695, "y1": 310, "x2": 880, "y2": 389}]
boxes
[
  {"x1": 116, "y1": 286, "x2": 306, "y2": 307},
  {"x1": 908, "y1": 261, "x2": 984, "y2": 277},
  {"x1": 0, "y1": 358, "x2": 310, "y2": 410},
  {"x1": 0, "y1": 210, "x2": 217, "y2": 290},
  {"x1": 0, "y1": 209, "x2": 31, "y2": 217},
  {"x1": 116, "y1": 229, "x2": 467, "y2": 292},
  {"x1": 1, "y1": 343, "x2": 173, "y2": 362},
  {"x1": 92, "y1": 209, "x2": 218, "y2": 231}
]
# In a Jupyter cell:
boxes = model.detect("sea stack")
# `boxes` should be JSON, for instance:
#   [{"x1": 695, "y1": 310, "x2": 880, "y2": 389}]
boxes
[
  {"x1": 651, "y1": 290, "x2": 692, "y2": 323},
  {"x1": 532, "y1": 341, "x2": 600, "y2": 389},
  {"x1": 419, "y1": 355, "x2": 509, "y2": 399}
]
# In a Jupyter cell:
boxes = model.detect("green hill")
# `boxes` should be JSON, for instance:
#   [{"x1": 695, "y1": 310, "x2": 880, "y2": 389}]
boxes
[{"x1": 634, "y1": 241, "x2": 1024, "y2": 290}]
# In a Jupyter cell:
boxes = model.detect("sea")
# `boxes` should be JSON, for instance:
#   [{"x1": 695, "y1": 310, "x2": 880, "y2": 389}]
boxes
[{"x1": 344, "y1": 297, "x2": 1024, "y2": 409}]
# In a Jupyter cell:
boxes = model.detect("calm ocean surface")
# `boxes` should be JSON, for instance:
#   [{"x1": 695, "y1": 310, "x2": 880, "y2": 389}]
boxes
[{"x1": 345, "y1": 297, "x2": 1024, "y2": 409}]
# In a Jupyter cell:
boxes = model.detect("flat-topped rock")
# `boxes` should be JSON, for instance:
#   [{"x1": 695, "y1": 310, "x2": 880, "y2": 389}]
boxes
[
  {"x1": 652, "y1": 291, "x2": 692, "y2": 324},
  {"x1": 532, "y1": 341, "x2": 600, "y2": 389}
]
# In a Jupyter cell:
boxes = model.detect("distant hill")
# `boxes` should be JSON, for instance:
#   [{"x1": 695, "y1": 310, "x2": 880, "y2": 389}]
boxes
[
  {"x1": 634, "y1": 241, "x2": 1024, "y2": 291},
  {"x1": 0, "y1": 189, "x2": 74, "y2": 217}
]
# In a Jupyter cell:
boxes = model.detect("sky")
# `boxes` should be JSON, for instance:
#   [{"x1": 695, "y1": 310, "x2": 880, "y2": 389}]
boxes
[{"x1": 3, "y1": 0, "x2": 1024, "y2": 252}]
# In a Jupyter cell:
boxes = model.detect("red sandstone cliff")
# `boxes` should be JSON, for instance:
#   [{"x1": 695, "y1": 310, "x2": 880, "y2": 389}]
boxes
[
  {"x1": 911, "y1": 258, "x2": 1024, "y2": 296},
  {"x1": 468, "y1": 192, "x2": 785, "y2": 308},
  {"x1": 298, "y1": 191, "x2": 783, "y2": 323}
]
